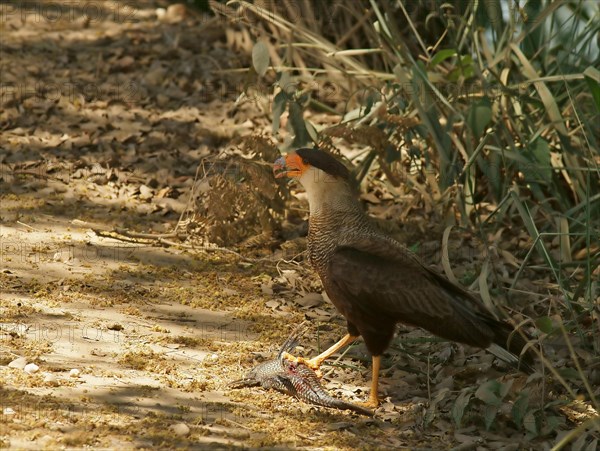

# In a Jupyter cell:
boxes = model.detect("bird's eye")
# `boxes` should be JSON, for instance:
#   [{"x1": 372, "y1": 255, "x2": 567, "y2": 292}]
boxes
[{"x1": 301, "y1": 158, "x2": 309, "y2": 165}]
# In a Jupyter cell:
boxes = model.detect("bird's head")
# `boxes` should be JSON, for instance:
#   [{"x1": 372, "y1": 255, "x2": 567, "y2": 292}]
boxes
[
  {"x1": 273, "y1": 148, "x2": 349, "y2": 182},
  {"x1": 274, "y1": 148, "x2": 353, "y2": 213}
]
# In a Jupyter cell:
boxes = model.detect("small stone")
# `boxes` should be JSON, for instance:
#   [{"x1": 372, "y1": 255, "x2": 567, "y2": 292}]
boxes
[
  {"x1": 69, "y1": 369, "x2": 81, "y2": 378},
  {"x1": 24, "y1": 363, "x2": 39, "y2": 374},
  {"x1": 8, "y1": 357, "x2": 27, "y2": 369},
  {"x1": 44, "y1": 373, "x2": 59, "y2": 386},
  {"x1": 265, "y1": 300, "x2": 280, "y2": 309},
  {"x1": 171, "y1": 423, "x2": 190, "y2": 436},
  {"x1": 163, "y1": 4, "x2": 187, "y2": 23},
  {"x1": 139, "y1": 184, "x2": 153, "y2": 200},
  {"x1": 155, "y1": 8, "x2": 166, "y2": 20}
]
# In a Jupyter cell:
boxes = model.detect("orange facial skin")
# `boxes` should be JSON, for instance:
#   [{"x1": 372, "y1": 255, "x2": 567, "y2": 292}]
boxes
[{"x1": 273, "y1": 152, "x2": 309, "y2": 179}]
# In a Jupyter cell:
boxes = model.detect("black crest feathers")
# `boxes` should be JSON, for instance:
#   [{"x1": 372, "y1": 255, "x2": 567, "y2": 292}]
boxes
[{"x1": 296, "y1": 148, "x2": 350, "y2": 179}]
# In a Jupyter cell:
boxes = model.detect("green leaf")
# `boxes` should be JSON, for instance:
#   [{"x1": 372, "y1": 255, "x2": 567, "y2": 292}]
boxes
[
  {"x1": 557, "y1": 367, "x2": 581, "y2": 380},
  {"x1": 447, "y1": 55, "x2": 475, "y2": 81},
  {"x1": 424, "y1": 388, "x2": 450, "y2": 427},
  {"x1": 460, "y1": 55, "x2": 475, "y2": 79},
  {"x1": 498, "y1": 379, "x2": 513, "y2": 399},
  {"x1": 451, "y1": 390, "x2": 472, "y2": 427},
  {"x1": 288, "y1": 102, "x2": 311, "y2": 147},
  {"x1": 583, "y1": 66, "x2": 600, "y2": 111},
  {"x1": 305, "y1": 120, "x2": 319, "y2": 143},
  {"x1": 511, "y1": 390, "x2": 529, "y2": 427},
  {"x1": 429, "y1": 49, "x2": 457, "y2": 67},
  {"x1": 483, "y1": 404, "x2": 499, "y2": 430},
  {"x1": 272, "y1": 91, "x2": 287, "y2": 134},
  {"x1": 523, "y1": 409, "x2": 539, "y2": 436},
  {"x1": 511, "y1": 43, "x2": 568, "y2": 136},
  {"x1": 540, "y1": 415, "x2": 564, "y2": 436},
  {"x1": 527, "y1": 138, "x2": 552, "y2": 182},
  {"x1": 535, "y1": 316, "x2": 554, "y2": 334},
  {"x1": 509, "y1": 190, "x2": 557, "y2": 271},
  {"x1": 363, "y1": 90, "x2": 381, "y2": 116},
  {"x1": 278, "y1": 71, "x2": 293, "y2": 94},
  {"x1": 475, "y1": 380, "x2": 502, "y2": 406},
  {"x1": 252, "y1": 41, "x2": 270, "y2": 77},
  {"x1": 410, "y1": 64, "x2": 454, "y2": 188},
  {"x1": 467, "y1": 97, "x2": 492, "y2": 137}
]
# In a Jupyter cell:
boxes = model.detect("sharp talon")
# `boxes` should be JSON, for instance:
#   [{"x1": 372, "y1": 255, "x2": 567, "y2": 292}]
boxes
[
  {"x1": 282, "y1": 352, "x2": 300, "y2": 363},
  {"x1": 282, "y1": 353, "x2": 324, "y2": 376},
  {"x1": 282, "y1": 352, "x2": 322, "y2": 370},
  {"x1": 357, "y1": 396, "x2": 380, "y2": 409},
  {"x1": 302, "y1": 358, "x2": 322, "y2": 371}
]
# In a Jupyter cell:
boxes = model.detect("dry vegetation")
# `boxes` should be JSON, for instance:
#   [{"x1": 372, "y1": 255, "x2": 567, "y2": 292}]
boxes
[{"x1": 1, "y1": 0, "x2": 598, "y2": 450}]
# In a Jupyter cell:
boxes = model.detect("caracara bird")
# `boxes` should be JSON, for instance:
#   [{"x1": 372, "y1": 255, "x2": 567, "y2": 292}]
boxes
[{"x1": 273, "y1": 148, "x2": 536, "y2": 408}]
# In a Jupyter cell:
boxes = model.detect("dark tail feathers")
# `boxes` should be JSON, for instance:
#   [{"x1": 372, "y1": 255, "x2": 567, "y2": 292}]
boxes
[{"x1": 487, "y1": 319, "x2": 537, "y2": 374}]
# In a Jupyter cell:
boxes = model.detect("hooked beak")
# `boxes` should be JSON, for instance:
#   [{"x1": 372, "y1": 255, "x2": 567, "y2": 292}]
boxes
[{"x1": 273, "y1": 156, "x2": 287, "y2": 179}]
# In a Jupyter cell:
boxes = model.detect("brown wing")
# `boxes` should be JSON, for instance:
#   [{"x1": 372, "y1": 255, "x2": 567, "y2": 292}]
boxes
[{"x1": 327, "y1": 238, "x2": 498, "y2": 349}]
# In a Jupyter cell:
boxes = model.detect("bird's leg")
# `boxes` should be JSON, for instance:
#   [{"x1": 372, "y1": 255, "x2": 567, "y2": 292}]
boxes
[
  {"x1": 358, "y1": 355, "x2": 381, "y2": 409},
  {"x1": 282, "y1": 334, "x2": 358, "y2": 373}
]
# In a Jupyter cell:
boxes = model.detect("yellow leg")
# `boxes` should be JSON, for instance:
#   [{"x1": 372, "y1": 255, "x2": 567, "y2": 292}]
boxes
[
  {"x1": 282, "y1": 333, "x2": 358, "y2": 370},
  {"x1": 359, "y1": 355, "x2": 381, "y2": 409}
]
